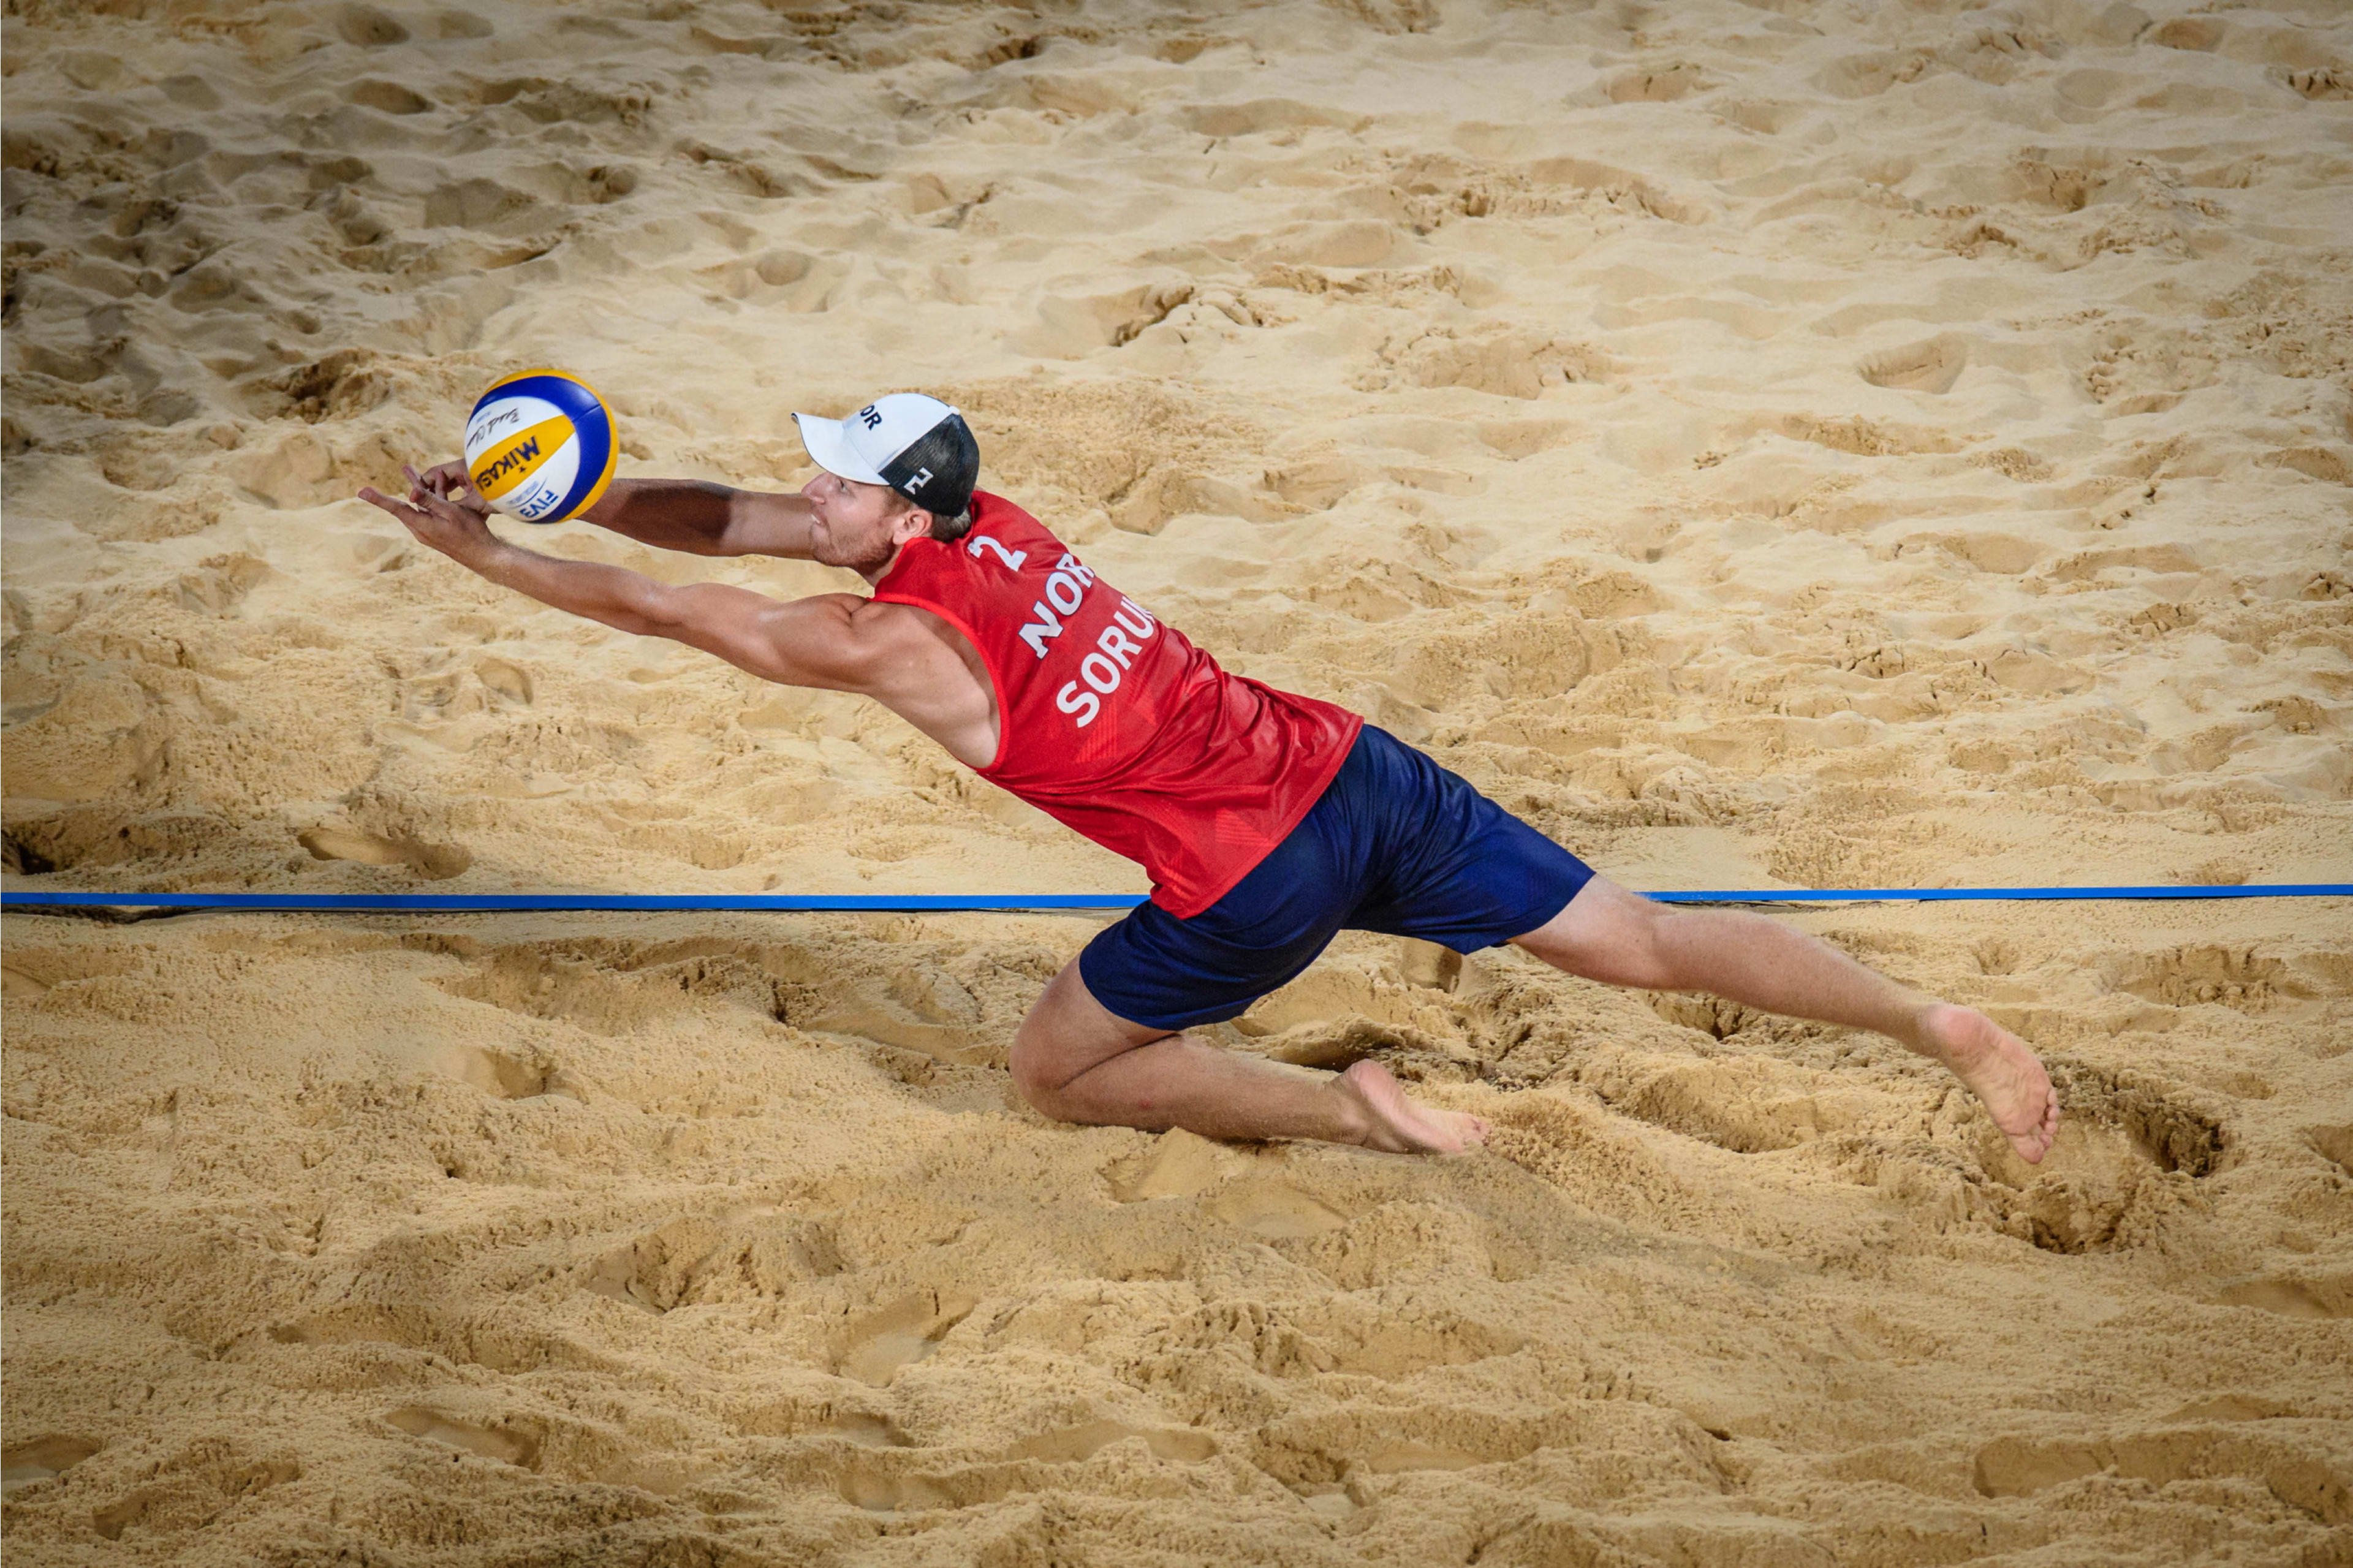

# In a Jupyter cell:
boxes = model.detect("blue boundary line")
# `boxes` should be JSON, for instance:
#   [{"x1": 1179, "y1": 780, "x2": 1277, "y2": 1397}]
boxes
[
  {"x1": 1645, "y1": 884, "x2": 2353, "y2": 903},
  {"x1": 1, "y1": 885, "x2": 2346, "y2": 913}
]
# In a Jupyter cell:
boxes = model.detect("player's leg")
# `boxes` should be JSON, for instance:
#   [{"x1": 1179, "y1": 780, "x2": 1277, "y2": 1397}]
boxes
[
  {"x1": 1006, "y1": 960, "x2": 1487, "y2": 1154},
  {"x1": 1510, "y1": 877, "x2": 2059, "y2": 1162},
  {"x1": 1006, "y1": 728, "x2": 1488, "y2": 1155}
]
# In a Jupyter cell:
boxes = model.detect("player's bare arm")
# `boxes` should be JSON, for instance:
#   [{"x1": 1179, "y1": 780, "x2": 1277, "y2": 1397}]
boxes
[
  {"x1": 357, "y1": 472, "x2": 999, "y2": 766},
  {"x1": 583, "y1": 479, "x2": 820, "y2": 559},
  {"x1": 409, "y1": 459, "x2": 819, "y2": 559}
]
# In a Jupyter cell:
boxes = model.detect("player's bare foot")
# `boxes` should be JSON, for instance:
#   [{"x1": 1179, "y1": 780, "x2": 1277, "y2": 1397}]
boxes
[
  {"x1": 1918, "y1": 1003, "x2": 2060, "y2": 1164},
  {"x1": 1330, "y1": 1059, "x2": 1489, "y2": 1155}
]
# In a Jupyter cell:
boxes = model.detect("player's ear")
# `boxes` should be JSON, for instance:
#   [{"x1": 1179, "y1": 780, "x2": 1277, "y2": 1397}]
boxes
[{"x1": 893, "y1": 506, "x2": 934, "y2": 545}]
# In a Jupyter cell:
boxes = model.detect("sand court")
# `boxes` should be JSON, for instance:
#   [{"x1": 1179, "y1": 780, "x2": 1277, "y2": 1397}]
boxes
[
  {"x1": 6, "y1": 0, "x2": 2352, "y2": 1561},
  {"x1": 2, "y1": 901, "x2": 2350, "y2": 1561}
]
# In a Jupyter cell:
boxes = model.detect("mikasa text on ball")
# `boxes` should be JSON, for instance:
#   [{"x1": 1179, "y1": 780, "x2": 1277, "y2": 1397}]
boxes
[{"x1": 463, "y1": 369, "x2": 618, "y2": 525}]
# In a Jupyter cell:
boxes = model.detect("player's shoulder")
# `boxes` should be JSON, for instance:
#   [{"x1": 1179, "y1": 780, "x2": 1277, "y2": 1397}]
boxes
[
  {"x1": 833, "y1": 594, "x2": 979, "y2": 692},
  {"x1": 849, "y1": 593, "x2": 969, "y2": 654},
  {"x1": 849, "y1": 591, "x2": 935, "y2": 631}
]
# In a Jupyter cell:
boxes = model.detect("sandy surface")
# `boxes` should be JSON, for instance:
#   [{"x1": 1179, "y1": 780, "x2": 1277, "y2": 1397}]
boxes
[{"x1": 5, "y1": 0, "x2": 2352, "y2": 1562}]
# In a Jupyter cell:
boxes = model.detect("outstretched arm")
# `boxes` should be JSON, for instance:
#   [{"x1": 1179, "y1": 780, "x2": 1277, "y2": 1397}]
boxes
[
  {"x1": 577, "y1": 478, "x2": 819, "y2": 559},
  {"x1": 360, "y1": 475, "x2": 866, "y2": 689},
  {"x1": 412, "y1": 462, "x2": 817, "y2": 559}
]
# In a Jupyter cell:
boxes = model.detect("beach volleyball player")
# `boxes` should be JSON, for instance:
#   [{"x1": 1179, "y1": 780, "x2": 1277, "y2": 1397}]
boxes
[{"x1": 358, "y1": 394, "x2": 2059, "y2": 1164}]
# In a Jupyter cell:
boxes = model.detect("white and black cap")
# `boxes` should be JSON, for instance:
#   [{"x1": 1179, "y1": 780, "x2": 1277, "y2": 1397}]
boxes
[{"x1": 792, "y1": 393, "x2": 979, "y2": 520}]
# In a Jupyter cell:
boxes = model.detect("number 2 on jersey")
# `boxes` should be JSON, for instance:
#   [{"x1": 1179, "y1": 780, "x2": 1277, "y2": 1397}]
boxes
[{"x1": 968, "y1": 535, "x2": 1027, "y2": 571}]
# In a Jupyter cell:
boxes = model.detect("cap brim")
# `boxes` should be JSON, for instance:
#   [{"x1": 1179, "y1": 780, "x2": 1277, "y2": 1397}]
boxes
[{"x1": 791, "y1": 412, "x2": 889, "y2": 485}]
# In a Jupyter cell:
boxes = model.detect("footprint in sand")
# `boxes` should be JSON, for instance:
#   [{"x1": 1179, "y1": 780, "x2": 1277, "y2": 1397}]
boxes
[
  {"x1": 801, "y1": 1421, "x2": 1194, "y2": 1510},
  {"x1": 346, "y1": 79, "x2": 431, "y2": 115},
  {"x1": 1002, "y1": 1420, "x2": 1217, "y2": 1464},
  {"x1": 334, "y1": 4, "x2": 410, "y2": 46},
  {"x1": 432, "y1": 1043, "x2": 550, "y2": 1100},
  {"x1": 836, "y1": 1461, "x2": 966, "y2": 1513},
  {"x1": 1101, "y1": 1131, "x2": 1360, "y2": 1238},
  {"x1": 1859, "y1": 334, "x2": 1970, "y2": 395},
  {"x1": 1612, "y1": 1054, "x2": 1882, "y2": 1156},
  {"x1": 2305, "y1": 1124, "x2": 2353, "y2": 1177},
  {"x1": 297, "y1": 825, "x2": 471, "y2": 880},
  {"x1": 583, "y1": 1210, "x2": 849, "y2": 1315},
  {"x1": 472, "y1": 656, "x2": 532, "y2": 706},
  {"x1": 1379, "y1": 327, "x2": 1612, "y2": 400},
  {"x1": 385, "y1": 1409, "x2": 539, "y2": 1468},
  {"x1": 2, "y1": 1437, "x2": 99, "y2": 1495},
  {"x1": 1973, "y1": 1430, "x2": 2351, "y2": 1521},
  {"x1": 2103, "y1": 944, "x2": 2314, "y2": 1013},
  {"x1": 2213, "y1": 1273, "x2": 2352, "y2": 1320},
  {"x1": 835, "y1": 1291, "x2": 977, "y2": 1387},
  {"x1": 1208, "y1": 1181, "x2": 1352, "y2": 1240},
  {"x1": 433, "y1": 944, "x2": 763, "y2": 1038},
  {"x1": 1605, "y1": 63, "x2": 1710, "y2": 104}
]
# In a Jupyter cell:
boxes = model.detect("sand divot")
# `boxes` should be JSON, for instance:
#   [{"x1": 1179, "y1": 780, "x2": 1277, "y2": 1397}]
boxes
[
  {"x1": 1613, "y1": 1055, "x2": 1881, "y2": 1156},
  {"x1": 1300, "y1": 1200, "x2": 1498, "y2": 1290},
  {"x1": 835, "y1": 1290, "x2": 978, "y2": 1387},
  {"x1": 87, "y1": 1455, "x2": 301, "y2": 1540},
  {"x1": 1605, "y1": 63, "x2": 1710, "y2": 104},
  {"x1": 1002, "y1": 1420, "x2": 1216, "y2": 1464},
  {"x1": 2104, "y1": 944, "x2": 2316, "y2": 1012},
  {"x1": 297, "y1": 825, "x2": 471, "y2": 880},
  {"x1": 1366, "y1": 326, "x2": 1612, "y2": 400},
  {"x1": 1, "y1": 1438, "x2": 99, "y2": 1496},
  {"x1": 434, "y1": 1042, "x2": 550, "y2": 1100},
  {"x1": 1859, "y1": 334, "x2": 1970, "y2": 395},
  {"x1": 2213, "y1": 1274, "x2": 2352, "y2": 1320},
  {"x1": 472, "y1": 656, "x2": 532, "y2": 706},
  {"x1": 1105, "y1": 1127, "x2": 1232, "y2": 1202},
  {"x1": 1992, "y1": 1128, "x2": 2171, "y2": 1254},
  {"x1": 1973, "y1": 1429, "x2": 2352, "y2": 1523},
  {"x1": 386, "y1": 1409, "x2": 539, "y2": 1468},
  {"x1": 583, "y1": 1209, "x2": 852, "y2": 1315},
  {"x1": 2305, "y1": 1124, "x2": 2353, "y2": 1177},
  {"x1": 1208, "y1": 1180, "x2": 1351, "y2": 1240}
]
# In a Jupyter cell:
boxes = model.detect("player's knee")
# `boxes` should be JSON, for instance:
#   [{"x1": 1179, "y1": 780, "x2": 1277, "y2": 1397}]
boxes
[
  {"x1": 1523, "y1": 876, "x2": 1680, "y2": 989},
  {"x1": 1006, "y1": 1029, "x2": 1076, "y2": 1120},
  {"x1": 1622, "y1": 902, "x2": 1684, "y2": 990}
]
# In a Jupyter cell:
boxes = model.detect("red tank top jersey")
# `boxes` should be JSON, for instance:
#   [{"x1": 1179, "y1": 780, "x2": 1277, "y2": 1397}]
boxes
[{"x1": 870, "y1": 491, "x2": 1363, "y2": 917}]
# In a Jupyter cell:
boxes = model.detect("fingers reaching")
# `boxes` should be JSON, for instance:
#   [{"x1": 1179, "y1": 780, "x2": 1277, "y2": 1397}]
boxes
[
  {"x1": 358, "y1": 482, "x2": 487, "y2": 536},
  {"x1": 415, "y1": 487, "x2": 477, "y2": 525},
  {"x1": 358, "y1": 486, "x2": 423, "y2": 526},
  {"x1": 397, "y1": 461, "x2": 478, "y2": 508}
]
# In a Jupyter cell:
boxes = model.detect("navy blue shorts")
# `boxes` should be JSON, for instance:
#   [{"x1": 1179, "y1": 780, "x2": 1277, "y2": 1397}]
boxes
[{"x1": 1078, "y1": 725, "x2": 1594, "y2": 1032}]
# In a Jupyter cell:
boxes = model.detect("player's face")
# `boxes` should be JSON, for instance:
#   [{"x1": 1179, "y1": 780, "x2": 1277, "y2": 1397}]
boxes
[{"x1": 803, "y1": 472, "x2": 918, "y2": 574}]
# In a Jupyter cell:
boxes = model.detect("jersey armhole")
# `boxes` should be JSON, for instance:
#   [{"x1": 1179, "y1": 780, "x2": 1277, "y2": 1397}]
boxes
[{"x1": 870, "y1": 592, "x2": 1010, "y2": 775}]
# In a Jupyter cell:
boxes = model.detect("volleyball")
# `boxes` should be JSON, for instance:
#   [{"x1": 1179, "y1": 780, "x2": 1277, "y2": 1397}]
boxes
[{"x1": 462, "y1": 368, "x2": 618, "y2": 525}]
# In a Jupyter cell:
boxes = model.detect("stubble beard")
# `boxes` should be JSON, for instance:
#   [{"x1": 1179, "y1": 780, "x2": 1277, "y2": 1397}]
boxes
[{"x1": 814, "y1": 526, "x2": 896, "y2": 577}]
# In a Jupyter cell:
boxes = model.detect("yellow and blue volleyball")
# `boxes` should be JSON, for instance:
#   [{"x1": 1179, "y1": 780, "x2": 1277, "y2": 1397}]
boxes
[{"x1": 463, "y1": 369, "x2": 618, "y2": 525}]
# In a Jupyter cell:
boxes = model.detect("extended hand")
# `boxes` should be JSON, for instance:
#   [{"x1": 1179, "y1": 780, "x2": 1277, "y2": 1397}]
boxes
[
  {"x1": 358, "y1": 464, "x2": 501, "y2": 564},
  {"x1": 411, "y1": 460, "x2": 480, "y2": 508}
]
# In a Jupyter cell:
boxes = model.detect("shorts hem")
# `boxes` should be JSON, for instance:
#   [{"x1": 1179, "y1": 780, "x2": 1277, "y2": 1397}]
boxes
[{"x1": 1077, "y1": 941, "x2": 1265, "y2": 1034}]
